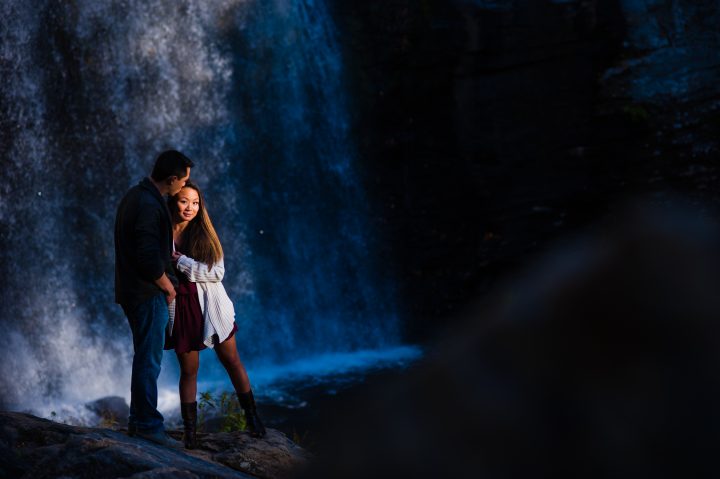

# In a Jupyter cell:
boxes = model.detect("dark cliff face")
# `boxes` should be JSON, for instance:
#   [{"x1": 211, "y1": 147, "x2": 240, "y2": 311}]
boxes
[{"x1": 327, "y1": 0, "x2": 720, "y2": 339}]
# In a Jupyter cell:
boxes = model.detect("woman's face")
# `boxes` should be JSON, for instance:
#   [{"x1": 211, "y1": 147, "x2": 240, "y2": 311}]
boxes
[{"x1": 175, "y1": 187, "x2": 200, "y2": 223}]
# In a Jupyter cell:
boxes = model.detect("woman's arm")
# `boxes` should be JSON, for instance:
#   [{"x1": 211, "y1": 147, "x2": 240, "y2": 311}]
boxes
[{"x1": 175, "y1": 255, "x2": 225, "y2": 283}]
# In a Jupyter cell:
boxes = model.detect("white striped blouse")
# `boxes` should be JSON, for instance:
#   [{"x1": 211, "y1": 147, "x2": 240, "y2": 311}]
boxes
[{"x1": 167, "y1": 256, "x2": 236, "y2": 348}]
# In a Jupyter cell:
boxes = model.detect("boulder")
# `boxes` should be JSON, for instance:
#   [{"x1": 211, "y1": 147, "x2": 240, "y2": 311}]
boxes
[
  {"x1": 180, "y1": 429, "x2": 311, "y2": 479},
  {"x1": 85, "y1": 396, "x2": 130, "y2": 426},
  {"x1": 0, "y1": 411, "x2": 310, "y2": 479}
]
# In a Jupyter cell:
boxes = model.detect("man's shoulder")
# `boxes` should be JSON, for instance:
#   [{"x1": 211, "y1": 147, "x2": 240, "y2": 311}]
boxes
[
  {"x1": 117, "y1": 181, "x2": 165, "y2": 220},
  {"x1": 123, "y1": 180, "x2": 163, "y2": 204},
  {"x1": 120, "y1": 180, "x2": 145, "y2": 199}
]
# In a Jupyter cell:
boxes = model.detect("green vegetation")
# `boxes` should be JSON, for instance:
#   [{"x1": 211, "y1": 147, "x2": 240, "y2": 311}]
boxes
[
  {"x1": 98, "y1": 412, "x2": 119, "y2": 429},
  {"x1": 198, "y1": 390, "x2": 247, "y2": 433}
]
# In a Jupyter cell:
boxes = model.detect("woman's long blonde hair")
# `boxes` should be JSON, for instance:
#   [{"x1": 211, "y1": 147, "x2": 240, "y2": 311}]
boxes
[{"x1": 170, "y1": 181, "x2": 223, "y2": 266}]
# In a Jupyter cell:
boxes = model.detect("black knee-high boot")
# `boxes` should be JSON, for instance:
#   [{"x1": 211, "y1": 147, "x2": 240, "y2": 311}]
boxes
[
  {"x1": 237, "y1": 390, "x2": 266, "y2": 438},
  {"x1": 180, "y1": 402, "x2": 198, "y2": 449}
]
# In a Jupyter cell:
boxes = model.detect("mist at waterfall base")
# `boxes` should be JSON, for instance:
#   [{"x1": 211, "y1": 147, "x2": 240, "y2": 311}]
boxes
[{"x1": 0, "y1": 0, "x2": 420, "y2": 423}]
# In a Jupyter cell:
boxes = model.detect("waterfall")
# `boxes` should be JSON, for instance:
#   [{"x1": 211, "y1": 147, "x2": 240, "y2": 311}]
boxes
[{"x1": 0, "y1": 0, "x2": 408, "y2": 413}]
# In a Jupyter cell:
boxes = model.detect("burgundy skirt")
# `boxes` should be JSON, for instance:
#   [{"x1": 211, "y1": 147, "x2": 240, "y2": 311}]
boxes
[{"x1": 165, "y1": 272, "x2": 237, "y2": 354}]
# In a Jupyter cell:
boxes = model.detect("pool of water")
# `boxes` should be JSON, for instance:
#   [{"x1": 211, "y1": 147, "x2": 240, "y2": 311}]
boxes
[{"x1": 35, "y1": 345, "x2": 423, "y2": 431}]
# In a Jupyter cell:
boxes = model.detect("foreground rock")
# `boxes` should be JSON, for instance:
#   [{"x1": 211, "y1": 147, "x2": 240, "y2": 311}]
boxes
[
  {"x1": 181, "y1": 429, "x2": 310, "y2": 479},
  {"x1": 0, "y1": 411, "x2": 310, "y2": 479}
]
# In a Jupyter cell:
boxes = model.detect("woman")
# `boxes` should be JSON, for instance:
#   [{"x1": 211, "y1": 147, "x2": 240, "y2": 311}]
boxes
[{"x1": 165, "y1": 181, "x2": 266, "y2": 448}]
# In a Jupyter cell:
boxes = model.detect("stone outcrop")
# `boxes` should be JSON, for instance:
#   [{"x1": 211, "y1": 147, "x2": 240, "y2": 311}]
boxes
[
  {"x1": 186, "y1": 429, "x2": 310, "y2": 479},
  {"x1": 85, "y1": 396, "x2": 130, "y2": 427},
  {"x1": 0, "y1": 411, "x2": 310, "y2": 479}
]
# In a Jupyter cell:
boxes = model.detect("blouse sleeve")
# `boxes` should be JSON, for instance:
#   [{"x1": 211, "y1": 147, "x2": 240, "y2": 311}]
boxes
[{"x1": 176, "y1": 255, "x2": 225, "y2": 283}]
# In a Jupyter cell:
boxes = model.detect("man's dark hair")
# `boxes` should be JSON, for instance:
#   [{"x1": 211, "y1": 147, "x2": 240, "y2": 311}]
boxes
[{"x1": 151, "y1": 150, "x2": 195, "y2": 181}]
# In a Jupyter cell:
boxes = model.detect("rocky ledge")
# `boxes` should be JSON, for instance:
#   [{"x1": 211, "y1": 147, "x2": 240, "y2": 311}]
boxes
[{"x1": 0, "y1": 411, "x2": 310, "y2": 478}]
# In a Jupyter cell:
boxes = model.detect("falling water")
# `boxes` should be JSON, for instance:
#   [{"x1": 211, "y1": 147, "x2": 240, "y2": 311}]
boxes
[{"x1": 0, "y1": 0, "x2": 417, "y2": 416}]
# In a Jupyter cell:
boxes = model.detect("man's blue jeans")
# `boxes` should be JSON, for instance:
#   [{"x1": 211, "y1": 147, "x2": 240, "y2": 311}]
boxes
[{"x1": 123, "y1": 293, "x2": 168, "y2": 433}]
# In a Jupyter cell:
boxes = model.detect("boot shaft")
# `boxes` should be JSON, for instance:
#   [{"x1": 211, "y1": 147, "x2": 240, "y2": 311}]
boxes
[
  {"x1": 180, "y1": 401, "x2": 198, "y2": 426},
  {"x1": 237, "y1": 390, "x2": 266, "y2": 438},
  {"x1": 180, "y1": 401, "x2": 198, "y2": 449},
  {"x1": 237, "y1": 390, "x2": 257, "y2": 415}
]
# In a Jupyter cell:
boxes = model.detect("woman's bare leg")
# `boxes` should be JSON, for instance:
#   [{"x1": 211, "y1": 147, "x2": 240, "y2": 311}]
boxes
[
  {"x1": 176, "y1": 351, "x2": 200, "y2": 403},
  {"x1": 214, "y1": 335, "x2": 251, "y2": 393}
]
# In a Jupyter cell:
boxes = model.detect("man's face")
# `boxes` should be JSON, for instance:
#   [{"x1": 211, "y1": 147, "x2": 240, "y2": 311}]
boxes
[{"x1": 169, "y1": 167, "x2": 190, "y2": 196}]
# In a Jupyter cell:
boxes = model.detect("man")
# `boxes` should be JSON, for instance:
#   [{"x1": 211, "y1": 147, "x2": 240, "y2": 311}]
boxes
[{"x1": 115, "y1": 150, "x2": 194, "y2": 447}]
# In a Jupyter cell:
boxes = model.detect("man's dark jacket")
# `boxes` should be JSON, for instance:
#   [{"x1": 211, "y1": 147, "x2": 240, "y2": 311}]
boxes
[{"x1": 115, "y1": 177, "x2": 177, "y2": 309}]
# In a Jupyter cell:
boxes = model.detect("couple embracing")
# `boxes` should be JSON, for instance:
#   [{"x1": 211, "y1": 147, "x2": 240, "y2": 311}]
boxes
[{"x1": 114, "y1": 150, "x2": 265, "y2": 448}]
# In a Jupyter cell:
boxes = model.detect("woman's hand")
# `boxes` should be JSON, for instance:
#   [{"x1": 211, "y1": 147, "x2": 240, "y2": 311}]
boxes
[{"x1": 171, "y1": 251, "x2": 183, "y2": 263}]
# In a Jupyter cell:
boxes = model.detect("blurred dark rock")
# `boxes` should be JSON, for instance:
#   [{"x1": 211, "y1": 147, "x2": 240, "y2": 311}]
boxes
[
  {"x1": 84, "y1": 396, "x2": 129, "y2": 426},
  {"x1": 305, "y1": 201, "x2": 720, "y2": 478},
  {"x1": 0, "y1": 411, "x2": 309, "y2": 479}
]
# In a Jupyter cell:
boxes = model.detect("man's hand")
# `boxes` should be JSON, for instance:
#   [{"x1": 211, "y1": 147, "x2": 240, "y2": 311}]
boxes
[
  {"x1": 165, "y1": 287, "x2": 176, "y2": 305},
  {"x1": 154, "y1": 273, "x2": 176, "y2": 305}
]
